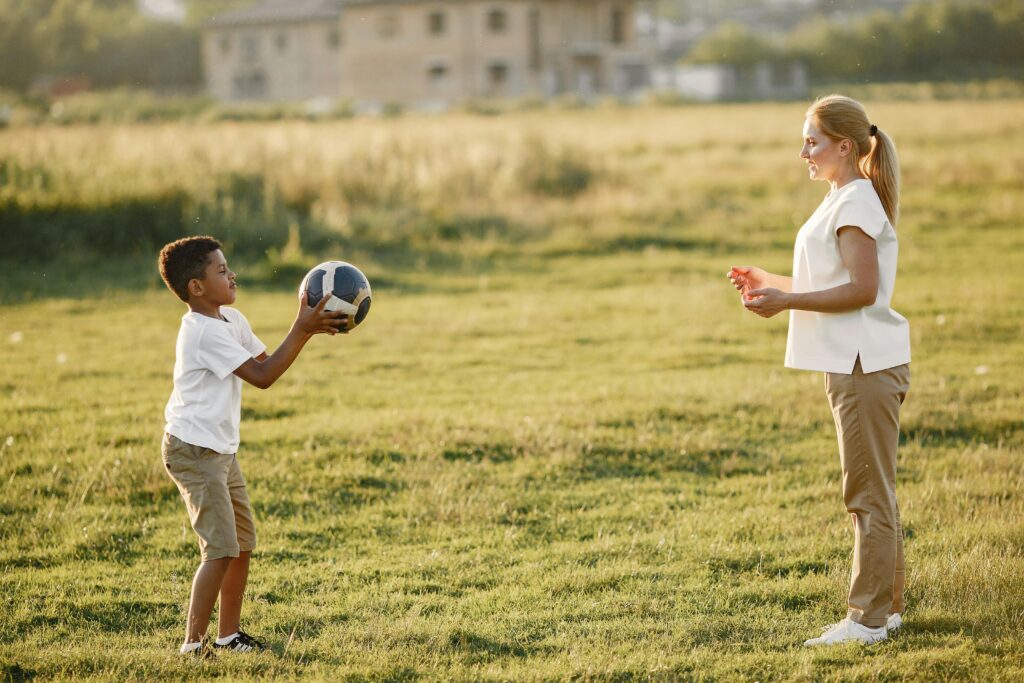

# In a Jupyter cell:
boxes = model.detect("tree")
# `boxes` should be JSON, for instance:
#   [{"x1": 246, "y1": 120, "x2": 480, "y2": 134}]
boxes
[{"x1": 685, "y1": 21, "x2": 782, "y2": 66}]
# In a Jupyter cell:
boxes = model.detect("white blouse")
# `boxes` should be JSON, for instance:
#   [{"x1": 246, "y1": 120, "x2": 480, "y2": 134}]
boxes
[{"x1": 785, "y1": 179, "x2": 911, "y2": 374}]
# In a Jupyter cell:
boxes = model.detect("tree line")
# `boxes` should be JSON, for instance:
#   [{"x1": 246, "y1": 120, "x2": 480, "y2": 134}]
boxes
[
  {"x1": 686, "y1": 0, "x2": 1024, "y2": 83},
  {"x1": 0, "y1": 0, "x2": 246, "y2": 93}
]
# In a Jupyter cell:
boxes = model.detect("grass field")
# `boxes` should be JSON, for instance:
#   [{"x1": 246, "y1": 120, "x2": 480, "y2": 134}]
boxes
[{"x1": 1, "y1": 99, "x2": 1024, "y2": 681}]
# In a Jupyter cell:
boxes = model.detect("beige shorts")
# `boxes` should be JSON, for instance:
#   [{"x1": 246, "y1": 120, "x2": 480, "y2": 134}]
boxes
[{"x1": 161, "y1": 433, "x2": 256, "y2": 561}]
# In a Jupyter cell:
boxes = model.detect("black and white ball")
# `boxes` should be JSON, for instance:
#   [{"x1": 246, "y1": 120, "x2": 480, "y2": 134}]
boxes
[{"x1": 299, "y1": 261, "x2": 372, "y2": 332}]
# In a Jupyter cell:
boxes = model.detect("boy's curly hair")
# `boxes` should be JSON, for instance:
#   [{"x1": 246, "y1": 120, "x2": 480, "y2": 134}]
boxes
[{"x1": 158, "y1": 236, "x2": 222, "y2": 302}]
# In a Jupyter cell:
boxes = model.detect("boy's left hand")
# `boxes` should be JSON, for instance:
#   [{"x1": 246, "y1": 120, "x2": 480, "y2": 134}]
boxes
[{"x1": 296, "y1": 290, "x2": 349, "y2": 336}]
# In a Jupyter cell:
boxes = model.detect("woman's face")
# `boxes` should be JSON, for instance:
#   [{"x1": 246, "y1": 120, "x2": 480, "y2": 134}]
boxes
[{"x1": 800, "y1": 118, "x2": 851, "y2": 183}]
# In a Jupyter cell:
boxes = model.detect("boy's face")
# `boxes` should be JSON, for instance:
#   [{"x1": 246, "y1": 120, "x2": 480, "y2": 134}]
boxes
[{"x1": 190, "y1": 249, "x2": 236, "y2": 306}]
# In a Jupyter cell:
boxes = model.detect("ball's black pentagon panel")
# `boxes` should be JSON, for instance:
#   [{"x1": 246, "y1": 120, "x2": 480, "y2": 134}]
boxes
[
  {"x1": 305, "y1": 268, "x2": 327, "y2": 307},
  {"x1": 355, "y1": 297, "x2": 371, "y2": 325},
  {"x1": 331, "y1": 266, "x2": 368, "y2": 304}
]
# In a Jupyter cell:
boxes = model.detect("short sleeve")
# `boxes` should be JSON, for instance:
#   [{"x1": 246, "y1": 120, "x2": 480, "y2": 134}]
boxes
[
  {"x1": 198, "y1": 324, "x2": 254, "y2": 380},
  {"x1": 833, "y1": 197, "x2": 888, "y2": 240},
  {"x1": 229, "y1": 309, "x2": 267, "y2": 358}
]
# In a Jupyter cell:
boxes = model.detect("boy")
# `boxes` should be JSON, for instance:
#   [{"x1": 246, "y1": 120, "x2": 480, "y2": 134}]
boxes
[{"x1": 158, "y1": 236, "x2": 345, "y2": 656}]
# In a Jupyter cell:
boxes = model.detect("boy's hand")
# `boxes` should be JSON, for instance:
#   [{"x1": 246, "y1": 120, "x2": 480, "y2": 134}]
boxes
[{"x1": 295, "y1": 290, "x2": 348, "y2": 336}]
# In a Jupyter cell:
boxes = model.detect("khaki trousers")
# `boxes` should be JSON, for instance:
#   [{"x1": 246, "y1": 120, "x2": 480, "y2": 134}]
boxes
[{"x1": 825, "y1": 358, "x2": 910, "y2": 628}]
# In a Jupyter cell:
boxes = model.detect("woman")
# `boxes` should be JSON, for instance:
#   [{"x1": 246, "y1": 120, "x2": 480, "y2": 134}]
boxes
[{"x1": 729, "y1": 94, "x2": 911, "y2": 646}]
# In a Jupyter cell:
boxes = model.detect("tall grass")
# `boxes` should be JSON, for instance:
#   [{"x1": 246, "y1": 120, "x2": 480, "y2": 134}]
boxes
[{"x1": 2, "y1": 99, "x2": 1021, "y2": 275}]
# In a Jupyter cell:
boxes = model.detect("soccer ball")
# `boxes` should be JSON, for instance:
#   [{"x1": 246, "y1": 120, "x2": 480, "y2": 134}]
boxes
[{"x1": 298, "y1": 261, "x2": 372, "y2": 332}]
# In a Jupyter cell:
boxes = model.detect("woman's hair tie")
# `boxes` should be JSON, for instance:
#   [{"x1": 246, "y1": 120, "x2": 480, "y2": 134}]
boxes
[{"x1": 869, "y1": 124, "x2": 878, "y2": 137}]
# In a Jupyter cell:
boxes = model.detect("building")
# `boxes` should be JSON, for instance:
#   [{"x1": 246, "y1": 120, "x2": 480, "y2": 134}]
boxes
[
  {"x1": 204, "y1": 0, "x2": 345, "y2": 101},
  {"x1": 651, "y1": 61, "x2": 808, "y2": 102},
  {"x1": 202, "y1": 0, "x2": 647, "y2": 106}
]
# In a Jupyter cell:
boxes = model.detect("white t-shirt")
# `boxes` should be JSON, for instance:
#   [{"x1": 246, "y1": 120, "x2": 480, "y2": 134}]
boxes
[
  {"x1": 785, "y1": 179, "x2": 911, "y2": 374},
  {"x1": 164, "y1": 307, "x2": 266, "y2": 454}
]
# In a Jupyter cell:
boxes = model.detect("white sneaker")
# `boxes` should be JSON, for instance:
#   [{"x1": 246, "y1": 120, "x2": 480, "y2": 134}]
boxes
[
  {"x1": 887, "y1": 613, "x2": 902, "y2": 632},
  {"x1": 804, "y1": 618, "x2": 888, "y2": 647}
]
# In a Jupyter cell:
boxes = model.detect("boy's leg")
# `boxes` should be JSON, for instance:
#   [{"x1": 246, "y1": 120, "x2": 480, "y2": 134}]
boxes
[
  {"x1": 162, "y1": 434, "x2": 242, "y2": 646},
  {"x1": 218, "y1": 551, "x2": 251, "y2": 638},
  {"x1": 186, "y1": 557, "x2": 233, "y2": 644},
  {"x1": 219, "y1": 454, "x2": 257, "y2": 639}
]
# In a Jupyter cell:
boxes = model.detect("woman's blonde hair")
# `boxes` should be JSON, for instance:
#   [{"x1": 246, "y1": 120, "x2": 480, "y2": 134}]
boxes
[{"x1": 806, "y1": 94, "x2": 900, "y2": 226}]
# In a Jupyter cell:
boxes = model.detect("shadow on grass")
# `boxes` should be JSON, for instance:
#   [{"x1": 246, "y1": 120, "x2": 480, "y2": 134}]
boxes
[
  {"x1": 574, "y1": 445, "x2": 769, "y2": 481},
  {"x1": 1, "y1": 662, "x2": 38, "y2": 682},
  {"x1": 902, "y1": 419, "x2": 1022, "y2": 448},
  {"x1": 254, "y1": 475, "x2": 404, "y2": 520},
  {"x1": 0, "y1": 554, "x2": 62, "y2": 571},
  {"x1": 442, "y1": 442, "x2": 518, "y2": 464},
  {"x1": 65, "y1": 599, "x2": 177, "y2": 634},
  {"x1": 446, "y1": 628, "x2": 546, "y2": 659},
  {"x1": 72, "y1": 529, "x2": 146, "y2": 565}
]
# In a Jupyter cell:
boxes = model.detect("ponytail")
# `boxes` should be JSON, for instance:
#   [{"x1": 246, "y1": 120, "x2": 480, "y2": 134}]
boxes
[
  {"x1": 807, "y1": 94, "x2": 901, "y2": 227},
  {"x1": 862, "y1": 127, "x2": 900, "y2": 227}
]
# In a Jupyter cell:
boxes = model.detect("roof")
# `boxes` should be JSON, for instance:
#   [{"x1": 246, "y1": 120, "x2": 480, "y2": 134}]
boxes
[{"x1": 206, "y1": 0, "x2": 344, "y2": 27}]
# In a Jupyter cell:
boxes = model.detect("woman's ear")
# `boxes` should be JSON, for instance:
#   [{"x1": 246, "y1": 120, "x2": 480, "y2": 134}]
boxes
[{"x1": 839, "y1": 138, "x2": 853, "y2": 158}]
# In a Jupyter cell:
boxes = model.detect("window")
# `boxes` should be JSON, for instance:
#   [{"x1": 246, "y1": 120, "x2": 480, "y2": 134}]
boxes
[
  {"x1": 240, "y1": 32, "x2": 260, "y2": 62},
  {"x1": 427, "y1": 63, "x2": 449, "y2": 96},
  {"x1": 528, "y1": 9, "x2": 541, "y2": 71},
  {"x1": 218, "y1": 33, "x2": 231, "y2": 56},
  {"x1": 326, "y1": 27, "x2": 340, "y2": 49},
  {"x1": 378, "y1": 14, "x2": 399, "y2": 38},
  {"x1": 275, "y1": 31, "x2": 288, "y2": 52},
  {"x1": 488, "y1": 62, "x2": 508, "y2": 90},
  {"x1": 428, "y1": 64, "x2": 448, "y2": 81},
  {"x1": 428, "y1": 11, "x2": 445, "y2": 35},
  {"x1": 233, "y1": 68, "x2": 267, "y2": 99},
  {"x1": 610, "y1": 7, "x2": 625, "y2": 45},
  {"x1": 487, "y1": 8, "x2": 506, "y2": 33}
]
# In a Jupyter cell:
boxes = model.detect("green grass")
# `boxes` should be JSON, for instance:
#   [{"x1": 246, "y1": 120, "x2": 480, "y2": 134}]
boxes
[{"x1": 1, "y1": 99, "x2": 1023, "y2": 681}]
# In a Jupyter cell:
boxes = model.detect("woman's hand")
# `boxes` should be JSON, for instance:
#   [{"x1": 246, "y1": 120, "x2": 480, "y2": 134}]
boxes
[
  {"x1": 295, "y1": 290, "x2": 348, "y2": 336},
  {"x1": 743, "y1": 288, "x2": 791, "y2": 318},
  {"x1": 728, "y1": 266, "x2": 769, "y2": 296}
]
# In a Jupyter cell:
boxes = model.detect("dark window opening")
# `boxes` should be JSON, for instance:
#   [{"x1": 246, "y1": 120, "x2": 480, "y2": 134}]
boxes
[
  {"x1": 378, "y1": 14, "x2": 399, "y2": 38},
  {"x1": 528, "y1": 9, "x2": 541, "y2": 71},
  {"x1": 487, "y1": 9, "x2": 507, "y2": 33},
  {"x1": 428, "y1": 11, "x2": 446, "y2": 35},
  {"x1": 488, "y1": 63, "x2": 509, "y2": 90},
  {"x1": 611, "y1": 7, "x2": 625, "y2": 45}
]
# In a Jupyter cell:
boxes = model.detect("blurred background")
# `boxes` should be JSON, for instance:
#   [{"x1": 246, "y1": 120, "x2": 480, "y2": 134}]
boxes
[
  {"x1": 0, "y1": 0, "x2": 1021, "y2": 297},
  {"x1": 2, "y1": 0, "x2": 1022, "y2": 115}
]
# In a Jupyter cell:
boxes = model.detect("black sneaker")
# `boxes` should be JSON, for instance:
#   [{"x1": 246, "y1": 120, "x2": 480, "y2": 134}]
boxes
[{"x1": 213, "y1": 630, "x2": 267, "y2": 653}]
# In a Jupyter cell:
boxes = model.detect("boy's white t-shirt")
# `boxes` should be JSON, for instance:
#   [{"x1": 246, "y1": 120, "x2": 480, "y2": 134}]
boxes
[
  {"x1": 785, "y1": 179, "x2": 911, "y2": 374},
  {"x1": 164, "y1": 307, "x2": 266, "y2": 454}
]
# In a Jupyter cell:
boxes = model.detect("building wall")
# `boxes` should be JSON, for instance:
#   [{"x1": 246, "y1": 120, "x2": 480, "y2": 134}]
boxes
[
  {"x1": 203, "y1": 19, "x2": 343, "y2": 102},
  {"x1": 339, "y1": 0, "x2": 641, "y2": 106},
  {"x1": 202, "y1": 0, "x2": 643, "y2": 105},
  {"x1": 339, "y1": 2, "x2": 535, "y2": 104}
]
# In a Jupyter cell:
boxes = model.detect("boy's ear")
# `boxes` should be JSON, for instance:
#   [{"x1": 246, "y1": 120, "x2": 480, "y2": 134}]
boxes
[{"x1": 187, "y1": 278, "x2": 204, "y2": 298}]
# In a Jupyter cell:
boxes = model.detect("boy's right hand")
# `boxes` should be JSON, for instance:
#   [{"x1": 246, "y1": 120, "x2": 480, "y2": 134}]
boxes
[{"x1": 295, "y1": 290, "x2": 348, "y2": 336}]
